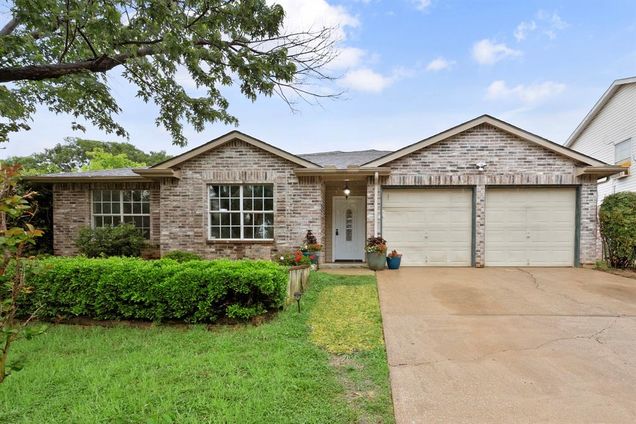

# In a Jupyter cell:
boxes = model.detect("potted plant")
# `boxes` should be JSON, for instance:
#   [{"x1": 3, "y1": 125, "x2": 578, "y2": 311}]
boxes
[
  {"x1": 365, "y1": 236, "x2": 388, "y2": 270},
  {"x1": 386, "y1": 250, "x2": 402, "y2": 269},
  {"x1": 301, "y1": 230, "x2": 322, "y2": 268}
]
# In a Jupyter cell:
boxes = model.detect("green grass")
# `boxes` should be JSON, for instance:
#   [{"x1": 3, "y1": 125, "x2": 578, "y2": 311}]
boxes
[{"x1": 0, "y1": 272, "x2": 393, "y2": 423}]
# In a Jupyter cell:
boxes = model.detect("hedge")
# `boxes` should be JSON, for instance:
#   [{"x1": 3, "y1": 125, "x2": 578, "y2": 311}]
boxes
[
  {"x1": 18, "y1": 257, "x2": 288, "y2": 322},
  {"x1": 599, "y1": 192, "x2": 636, "y2": 268}
]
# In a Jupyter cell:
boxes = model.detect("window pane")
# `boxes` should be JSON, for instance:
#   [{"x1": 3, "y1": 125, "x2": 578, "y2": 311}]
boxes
[
  {"x1": 112, "y1": 191, "x2": 120, "y2": 201},
  {"x1": 123, "y1": 216, "x2": 134, "y2": 225},
  {"x1": 142, "y1": 203, "x2": 149, "y2": 214},
  {"x1": 142, "y1": 216, "x2": 150, "y2": 228},
  {"x1": 254, "y1": 214, "x2": 263, "y2": 225},
  {"x1": 254, "y1": 199, "x2": 263, "y2": 211},
  {"x1": 221, "y1": 213, "x2": 230, "y2": 226},
  {"x1": 220, "y1": 199, "x2": 229, "y2": 211},
  {"x1": 103, "y1": 191, "x2": 111, "y2": 201},
  {"x1": 254, "y1": 185, "x2": 263, "y2": 197},
  {"x1": 231, "y1": 186, "x2": 240, "y2": 197},
  {"x1": 93, "y1": 203, "x2": 101, "y2": 214},
  {"x1": 231, "y1": 227, "x2": 241, "y2": 239},
  {"x1": 230, "y1": 199, "x2": 240, "y2": 211},
  {"x1": 264, "y1": 226, "x2": 273, "y2": 239},
  {"x1": 244, "y1": 185, "x2": 253, "y2": 197},
  {"x1": 103, "y1": 203, "x2": 111, "y2": 214},
  {"x1": 244, "y1": 227, "x2": 253, "y2": 239},
  {"x1": 244, "y1": 213, "x2": 253, "y2": 225},
  {"x1": 264, "y1": 199, "x2": 273, "y2": 211},
  {"x1": 94, "y1": 216, "x2": 102, "y2": 227},
  {"x1": 93, "y1": 191, "x2": 100, "y2": 201},
  {"x1": 264, "y1": 213, "x2": 273, "y2": 226},
  {"x1": 211, "y1": 213, "x2": 220, "y2": 225},
  {"x1": 112, "y1": 203, "x2": 120, "y2": 214},
  {"x1": 210, "y1": 226, "x2": 220, "y2": 239},
  {"x1": 133, "y1": 203, "x2": 141, "y2": 214},
  {"x1": 243, "y1": 199, "x2": 252, "y2": 211},
  {"x1": 123, "y1": 191, "x2": 131, "y2": 201},
  {"x1": 220, "y1": 186, "x2": 230, "y2": 197},
  {"x1": 230, "y1": 213, "x2": 240, "y2": 225},
  {"x1": 132, "y1": 191, "x2": 141, "y2": 201},
  {"x1": 209, "y1": 186, "x2": 218, "y2": 198},
  {"x1": 210, "y1": 199, "x2": 220, "y2": 211},
  {"x1": 140, "y1": 190, "x2": 149, "y2": 202},
  {"x1": 123, "y1": 203, "x2": 132, "y2": 214},
  {"x1": 264, "y1": 185, "x2": 273, "y2": 198},
  {"x1": 221, "y1": 227, "x2": 230, "y2": 239},
  {"x1": 615, "y1": 139, "x2": 632, "y2": 163}
]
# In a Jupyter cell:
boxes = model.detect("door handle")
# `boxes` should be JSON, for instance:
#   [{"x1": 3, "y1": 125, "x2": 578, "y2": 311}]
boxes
[{"x1": 336, "y1": 229, "x2": 339, "y2": 236}]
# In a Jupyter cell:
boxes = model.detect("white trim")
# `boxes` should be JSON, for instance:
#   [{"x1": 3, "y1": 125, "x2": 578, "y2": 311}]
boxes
[
  {"x1": 362, "y1": 115, "x2": 609, "y2": 168},
  {"x1": 90, "y1": 189, "x2": 151, "y2": 237},
  {"x1": 566, "y1": 77, "x2": 636, "y2": 147}
]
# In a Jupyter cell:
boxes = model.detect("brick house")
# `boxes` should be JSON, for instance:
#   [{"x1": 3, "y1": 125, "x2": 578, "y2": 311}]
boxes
[{"x1": 29, "y1": 115, "x2": 622, "y2": 267}]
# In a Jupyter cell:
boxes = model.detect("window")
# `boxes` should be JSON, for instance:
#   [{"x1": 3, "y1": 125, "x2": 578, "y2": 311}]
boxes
[
  {"x1": 208, "y1": 185, "x2": 274, "y2": 240},
  {"x1": 615, "y1": 139, "x2": 632, "y2": 165},
  {"x1": 92, "y1": 190, "x2": 151, "y2": 237}
]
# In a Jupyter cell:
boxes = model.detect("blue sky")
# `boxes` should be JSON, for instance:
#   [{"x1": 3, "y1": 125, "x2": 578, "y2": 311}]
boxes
[{"x1": 2, "y1": 0, "x2": 636, "y2": 159}]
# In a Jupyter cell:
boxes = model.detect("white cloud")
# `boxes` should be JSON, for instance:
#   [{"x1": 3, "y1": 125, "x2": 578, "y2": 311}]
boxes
[
  {"x1": 486, "y1": 80, "x2": 566, "y2": 104},
  {"x1": 328, "y1": 47, "x2": 367, "y2": 70},
  {"x1": 272, "y1": 0, "x2": 359, "y2": 41},
  {"x1": 472, "y1": 39, "x2": 522, "y2": 65},
  {"x1": 339, "y1": 67, "x2": 412, "y2": 93},
  {"x1": 514, "y1": 20, "x2": 537, "y2": 41},
  {"x1": 412, "y1": 0, "x2": 432, "y2": 11},
  {"x1": 425, "y1": 57, "x2": 454, "y2": 71}
]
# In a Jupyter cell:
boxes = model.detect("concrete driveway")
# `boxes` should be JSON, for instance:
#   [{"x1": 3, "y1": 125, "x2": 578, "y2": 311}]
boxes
[{"x1": 377, "y1": 268, "x2": 636, "y2": 423}]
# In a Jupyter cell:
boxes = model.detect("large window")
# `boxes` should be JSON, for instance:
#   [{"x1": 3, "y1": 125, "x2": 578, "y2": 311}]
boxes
[
  {"x1": 615, "y1": 139, "x2": 632, "y2": 165},
  {"x1": 92, "y1": 190, "x2": 151, "y2": 237},
  {"x1": 208, "y1": 185, "x2": 274, "y2": 240}
]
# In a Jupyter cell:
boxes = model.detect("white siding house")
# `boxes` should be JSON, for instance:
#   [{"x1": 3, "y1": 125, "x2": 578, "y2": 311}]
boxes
[{"x1": 566, "y1": 77, "x2": 636, "y2": 203}]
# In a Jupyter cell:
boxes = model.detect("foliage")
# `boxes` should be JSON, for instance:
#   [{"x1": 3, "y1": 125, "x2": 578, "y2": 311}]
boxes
[
  {"x1": 309, "y1": 282, "x2": 384, "y2": 355},
  {"x1": 1, "y1": 273, "x2": 393, "y2": 423},
  {"x1": 0, "y1": 1, "x2": 337, "y2": 146},
  {"x1": 387, "y1": 249, "x2": 401, "y2": 258},
  {"x1": 76, "y1": 224, "x2": 146, "y2": 258},
  {"x1": 277, "y1": 250, "x2": 311, "y2": 267},
  {"x1": 0, "y1": 164, "x2": 45, "y2": 383},
  {"x1": 80, "y1": 148, "x2": 147, "y2": 171},
  {"x1": 18, "y1": 257, "x2": 288, "y2": 322},
  {"x1": 365, "y1": 236, "x2": 388, "y2": 254},
  {"x1": 595, "y1": 259, "x2": 610, "y2": 271},
  {"x1": 599, "y1": 192, "x2": 636, "y2": 268},
  {"x1": 3, "y1": 137, "x2": 170, "y2": 174},
  {"x1": 301, "y1": 230, "x2": 322, "y2": 252},
  {"x1": 162, "y1": 250, "x2": 202, "y2": 263}
]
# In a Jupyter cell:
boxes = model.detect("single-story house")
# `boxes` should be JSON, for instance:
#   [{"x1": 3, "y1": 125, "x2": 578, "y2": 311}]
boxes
[{"x1": 28, "y1": 115, "x2": 623, "y2": 267}]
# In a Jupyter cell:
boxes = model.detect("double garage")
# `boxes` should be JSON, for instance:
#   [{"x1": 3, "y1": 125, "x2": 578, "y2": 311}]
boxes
[{"x1": 381, "y1": 187, "x2": 577, "y2": 267}]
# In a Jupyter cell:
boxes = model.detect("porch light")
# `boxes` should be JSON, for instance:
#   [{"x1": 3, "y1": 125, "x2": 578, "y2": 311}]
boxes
[{"x1": 343, "y1": 181, "x2": 351, "y2": 199}]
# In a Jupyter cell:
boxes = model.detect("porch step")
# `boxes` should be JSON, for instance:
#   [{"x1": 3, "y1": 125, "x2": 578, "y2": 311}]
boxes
[{"x1": 321, "y1": 262, "x2": 367, "y2": 269}]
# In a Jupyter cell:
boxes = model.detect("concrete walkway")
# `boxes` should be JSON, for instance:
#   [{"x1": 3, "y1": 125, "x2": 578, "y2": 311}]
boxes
[{"x1": 377, "y1": 267, "x2": 636, "y2": 423}]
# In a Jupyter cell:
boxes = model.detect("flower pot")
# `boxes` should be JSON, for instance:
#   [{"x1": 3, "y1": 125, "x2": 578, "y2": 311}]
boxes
[
  {"x1": 366, "y1": 251, "x2": 387, "y2": 270},
  {"x1": 386, "y1": 256, "x2": 402, "y2": 270}
]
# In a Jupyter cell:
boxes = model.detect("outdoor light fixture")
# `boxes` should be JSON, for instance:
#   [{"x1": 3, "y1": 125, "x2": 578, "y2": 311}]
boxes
[
  {"x1": 343, "y1": 181, "x2": 351, "y2": 199},
  {"x1": 476, "y1": 161, "x2": 487, "y2": 172},
  {"x1": 293, "y1": 291, "x2": 302, "y2": 313}
]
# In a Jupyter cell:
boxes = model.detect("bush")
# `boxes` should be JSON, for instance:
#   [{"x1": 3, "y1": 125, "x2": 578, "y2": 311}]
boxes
[
  {"x1": 76, "y1": 224, "x2": 146, "y2": 257},
  {"x1": 19, "y1": 257, "x2": 288, "y2": 322},
  {"x1": 276, "y1": 250, "x2": 311, "y2": 266},
  {"x1": 599, "y1": 192, "x2": 636, "y2": 268},
  {"x1": 162, "y1": 250, "x2": 202, "y2": 262}
]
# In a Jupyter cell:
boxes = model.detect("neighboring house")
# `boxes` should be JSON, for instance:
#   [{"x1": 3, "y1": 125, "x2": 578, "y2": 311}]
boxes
[
  {"x1": 28, "y1": 115, "x2": 622, "y2": 267},
  {"x1": 566, "y1": 76, "x2": 636, "y2": 203}
]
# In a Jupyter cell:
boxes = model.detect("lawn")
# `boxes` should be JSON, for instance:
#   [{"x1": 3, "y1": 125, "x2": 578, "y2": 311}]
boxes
[{"x1": 0, "y1": 272, "x2": 393, "y2": 423}]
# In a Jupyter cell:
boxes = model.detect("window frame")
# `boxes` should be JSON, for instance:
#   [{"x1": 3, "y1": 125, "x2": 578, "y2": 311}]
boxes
[
  {"x1": 207, "y1": 184, "x2": 274, "y2": 241},
  {"x1": 614, "y1": 138, "x2": 632, "y2": 165},
  {"x1": 91, "y1": 189, "x2": 151, "y2": 238}
]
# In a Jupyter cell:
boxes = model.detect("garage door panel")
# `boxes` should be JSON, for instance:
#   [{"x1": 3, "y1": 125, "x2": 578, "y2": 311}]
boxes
[
  {"x1": 382, "y1": 189, "x2": 472, "y2": 266},
  {"x1": 485, "y1": 188, "x2": 575, "y2": 267}
]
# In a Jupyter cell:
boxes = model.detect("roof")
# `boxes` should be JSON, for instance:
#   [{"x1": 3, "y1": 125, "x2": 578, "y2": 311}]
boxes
[
  {"x1": 26, "y1": 167, "x2": 148, "y2": 182},
  {"x1": 298, "y1": 150, "x2": 391, "y2": 168},
  {"x1": 565, "y1": 76, "x2": 636, "y2": 147},
  {"x1": 363, "y1": 114, "x2": 610, "y2": 168},
  {"x1": 151, "y1": 130, "x2": 320, "y2": 169}
]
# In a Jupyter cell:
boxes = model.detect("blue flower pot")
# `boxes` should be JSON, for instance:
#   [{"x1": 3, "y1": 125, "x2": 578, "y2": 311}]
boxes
[{"x1": 386, "y1": 256, "x2": 402, "y2": 270}]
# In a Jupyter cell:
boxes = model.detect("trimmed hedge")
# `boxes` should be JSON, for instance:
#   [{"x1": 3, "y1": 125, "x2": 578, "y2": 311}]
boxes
[
  {"x1": 599, "y1": 192, "x2": 636, "y2": 268},
  {"x1": 19, "y1": 257, "x2": 288, "y2": 322}
]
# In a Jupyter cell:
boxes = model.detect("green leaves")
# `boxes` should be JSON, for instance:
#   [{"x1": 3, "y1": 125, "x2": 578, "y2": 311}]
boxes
[
  {"x1": 599, "y1": 192, "x2": 636, "y2": 268},
  {"x1": 1, "y1": 0, "x2": 337, "y2": 145}
]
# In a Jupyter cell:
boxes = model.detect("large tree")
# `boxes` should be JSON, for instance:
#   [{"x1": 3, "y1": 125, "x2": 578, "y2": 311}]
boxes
[{"x1": 0, "y1": 0, "x2": 337, "y2": 145}]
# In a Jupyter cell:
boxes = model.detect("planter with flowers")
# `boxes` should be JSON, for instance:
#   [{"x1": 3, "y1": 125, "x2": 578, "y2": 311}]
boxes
[
  {"x1": 365, "y1": 236, "x2": 388, "y2": 270},
  {"x1": 386, "y1": 250, "x2": 402, "y2": 269},
  {"x1": 277, "y1": 250, "x2": 311, "y2": 302},
  {"x1": 300, "y1": 230, "x2": 322, "y2": 269}
]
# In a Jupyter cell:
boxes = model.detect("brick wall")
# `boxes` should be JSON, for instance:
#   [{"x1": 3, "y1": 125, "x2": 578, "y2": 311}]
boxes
[
  {"x1": 52, "y1": 182, "x2": 160, "y2": 256},
  {"x1": 368, "y1": 123, "x2": 599, "y2": 265},
  {"x1": 159, "y1": 140, "x2": 323, "y2": 260}
]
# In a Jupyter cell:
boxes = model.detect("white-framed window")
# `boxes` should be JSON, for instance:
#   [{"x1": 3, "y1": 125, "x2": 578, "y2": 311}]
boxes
[
  {"x1": 92, "y1": 190, "x2": 151, "y2": 238},
  {"x1": 208, "y1": 184, "x2": 274, "y2": 240},
  {"x1": 615, "y1": 138, "x2": 632, "y2": 165}
]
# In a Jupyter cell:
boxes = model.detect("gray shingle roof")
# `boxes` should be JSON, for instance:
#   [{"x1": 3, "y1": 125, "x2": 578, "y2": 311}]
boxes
[
  {"x1": 35, "y1": 167, "x2": 145, "y2": 178},
  {"x1": 298, "y1": 150, "x2": 392, "y2": 168}
]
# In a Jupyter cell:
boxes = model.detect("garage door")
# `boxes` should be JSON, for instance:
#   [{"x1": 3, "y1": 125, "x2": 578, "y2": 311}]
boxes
[
  {"x1": 382, "y1": 189, "x2": 473, "y2": 266},
  {"x1": 485, "y1": 188, "x2": 576, "y2": 266}
]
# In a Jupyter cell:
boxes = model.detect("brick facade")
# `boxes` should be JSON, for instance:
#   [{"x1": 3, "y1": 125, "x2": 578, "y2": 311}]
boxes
[{"x1": 366, "y1": 123, "x2": 599, "y2": 265}]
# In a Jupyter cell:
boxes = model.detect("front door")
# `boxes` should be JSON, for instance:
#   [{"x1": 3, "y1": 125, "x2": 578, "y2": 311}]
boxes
[{"x1": 333, "y1": 196, "x2": 365, "y2": 261}]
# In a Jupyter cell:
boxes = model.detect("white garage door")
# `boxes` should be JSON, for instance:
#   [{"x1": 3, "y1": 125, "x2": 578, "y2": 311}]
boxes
[
  {"x1": 485, "y1": 188, "x2": 576, "y2": 266},
  {"x1": 382, "y1": 189, "x2": 473, "y2": 266}
]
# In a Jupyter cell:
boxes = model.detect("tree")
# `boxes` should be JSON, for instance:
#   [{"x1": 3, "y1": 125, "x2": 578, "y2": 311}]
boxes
[
  {"x1": 0, "y1": 164, "x2": 45, "y2": 383},
  {"x1": 599, "y1": 192, "x2": 636, "y2": 269},
  {"x1": 81, "y1": 148, "x2": 146, "y2": 171},
  {"x1": 0, "y1": 1, "x2": 337, "y2": 145}
]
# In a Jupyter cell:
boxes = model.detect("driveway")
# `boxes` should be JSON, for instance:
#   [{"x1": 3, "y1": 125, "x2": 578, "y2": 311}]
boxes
[{"x1": 377, "y1": 268, "x2": 636, "y2": 423}]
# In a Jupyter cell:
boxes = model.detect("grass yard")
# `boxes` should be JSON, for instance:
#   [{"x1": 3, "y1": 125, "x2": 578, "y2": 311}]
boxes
[{"x1": 0, "y1": 272, "x2": 393, "y2": 423}]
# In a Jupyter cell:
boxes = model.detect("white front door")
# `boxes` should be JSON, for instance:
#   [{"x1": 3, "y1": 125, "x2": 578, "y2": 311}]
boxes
[{"x1": 333, "y1": 196, "x2": 365, "y2": 261}]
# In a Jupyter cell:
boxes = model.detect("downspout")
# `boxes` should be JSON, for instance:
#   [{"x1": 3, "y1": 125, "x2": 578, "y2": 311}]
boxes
[{"x1": 374, "y1": 171, "x2": 379, "y2": 236}]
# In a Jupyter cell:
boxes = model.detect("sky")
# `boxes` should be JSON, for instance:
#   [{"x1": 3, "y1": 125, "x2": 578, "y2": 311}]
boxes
[{"x1": 2, "y1": 0, "x2": 636, "y2": 159}]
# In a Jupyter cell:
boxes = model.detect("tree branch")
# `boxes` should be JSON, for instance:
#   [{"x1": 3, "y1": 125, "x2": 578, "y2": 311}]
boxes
[{"x1": 0, "y1": 17, "x2": 19, "y2": 36}]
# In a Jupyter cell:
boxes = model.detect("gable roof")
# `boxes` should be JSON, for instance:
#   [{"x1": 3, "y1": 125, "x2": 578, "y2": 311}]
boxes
[
  {"x1": 151, "y1": 130, "x2": 320, "y2": 169},
  {"x1": 25, "y1": 167, "x2": 148, "y2": 183},
  {"x1": 299, "y1": 150, "x2": 392, "y2": 168},
  {"x1": 565, "y1": 76, "x2": 636, "y2": 147},
  {"x1": 362, "y1": 114, "x2": 609, "y2": 168}
]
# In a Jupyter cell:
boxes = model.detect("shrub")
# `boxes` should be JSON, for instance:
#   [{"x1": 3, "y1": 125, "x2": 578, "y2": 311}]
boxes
[
  {"x1": 276, "y1": 250, "x2": 311, "y2": 267},
  {"x1": 76, "y1": 224, "x2": 146, "y2": 257},
  {"x1": 599, "y1": 192, "x2": 636, "y2": 268},
  {"x1": 162, "y1": 250, "x2": 202, "y2": 262},
  {"x1": 365, "y1": 236, "x2": 387, "y2": 254},
  {"x1": 19, "y1": 257, "x2": 287, "y2": 322}
]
